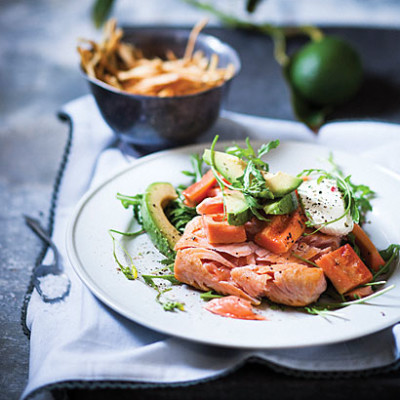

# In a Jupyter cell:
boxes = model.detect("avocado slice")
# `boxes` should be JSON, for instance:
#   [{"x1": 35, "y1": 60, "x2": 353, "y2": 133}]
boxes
[
  {"x1": 263, "y1": 192, "x2": 298, "y2": 215},
  {"x1": 203, "y1": 149, "x2": 302, "y2": 197},
  {"x1": 262, "y1": 171, "x2": 303, "y2": 197},
  {"x1": 141, "y1": 182, "x2": 181, "y2": 258},
  {"x1": 203, "y1": 149, "x2": 246, "y2": 183},
  {"x1": 225, "y1": 191, "x2": 251, "y2": 226}
]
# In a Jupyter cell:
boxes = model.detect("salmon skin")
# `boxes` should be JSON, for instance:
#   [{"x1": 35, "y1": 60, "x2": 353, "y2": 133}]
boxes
[{"x1": 174, "y1": 216, "x2": 330, "y2": 307}]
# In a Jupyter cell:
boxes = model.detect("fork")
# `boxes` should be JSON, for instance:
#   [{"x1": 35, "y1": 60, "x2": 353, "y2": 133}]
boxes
[{"x1": 24, "y1": 215, "x2": 71, "y2": 303}]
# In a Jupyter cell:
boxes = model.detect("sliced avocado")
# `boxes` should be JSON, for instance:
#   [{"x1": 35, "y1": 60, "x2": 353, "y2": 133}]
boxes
[
  {"x1": 203, "y1": 149, "x2": 246, "y2": 183},
  {"x1": 225, "y1": 191, "x2": 251, "y2": 226},
  {"x1": 203, "y1": 149, "x2": 301, "y2": 197},
  {"x1": 262, "y1": 171, "x2": 303, "y2": 197},
  {"x1": 141, "y1": 182, "x2": 181, "y2": 258},
  {"x1": 263, "y1": 192, "x2": 298, "y2": 215}
]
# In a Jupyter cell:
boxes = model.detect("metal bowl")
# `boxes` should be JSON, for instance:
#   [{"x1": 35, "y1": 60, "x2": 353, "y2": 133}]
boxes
[{"x1": 82, "y1": 28, "x2": 241, "y2": 150}]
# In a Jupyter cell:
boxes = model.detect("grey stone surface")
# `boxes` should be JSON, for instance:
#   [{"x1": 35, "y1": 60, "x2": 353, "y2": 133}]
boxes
[{"x1": 2, "y1": 1, "x2": 400, "y2": 399}]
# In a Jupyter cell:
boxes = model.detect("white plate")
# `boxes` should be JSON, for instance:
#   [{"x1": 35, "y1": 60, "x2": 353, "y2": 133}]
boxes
[{"x1": 66, "y1": 141, "x2": 400, "y2": 349}]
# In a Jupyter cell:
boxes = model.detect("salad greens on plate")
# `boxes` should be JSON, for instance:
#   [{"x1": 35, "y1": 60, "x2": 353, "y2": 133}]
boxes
[{"x1": 111, "y1": 137, "x2": 398, "y2": 319}]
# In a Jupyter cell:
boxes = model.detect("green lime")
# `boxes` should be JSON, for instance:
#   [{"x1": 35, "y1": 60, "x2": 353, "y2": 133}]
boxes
[{"x1": 289, "y1": 36, "x2": 363, "y2": 106}]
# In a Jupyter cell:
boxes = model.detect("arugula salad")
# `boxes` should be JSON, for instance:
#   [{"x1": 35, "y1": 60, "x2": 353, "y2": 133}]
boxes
[{"x1": 110, "y1": 137, "x2": 399, "y2": 320}]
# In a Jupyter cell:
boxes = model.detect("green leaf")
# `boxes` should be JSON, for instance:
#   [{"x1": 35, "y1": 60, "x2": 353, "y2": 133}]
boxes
[
  {"x1": 164, "y1": 199, "x2": 197, "y2": 233},
  {"x1": 372, "y1": 244, "x2": 400, "y2": 281},
  {"x1": 346, "y1": 232, "x2": 361, "y2": 257},
  {"x1": 109, "y1": 228, "x2": 145, "y2": 237},
  {"x1": 181, "y1": 153, "x2": 204, "y2": 183},
  {"x1": 326, "y1": 154, "x2": 375, "y2": 225},
  {"x1": 109, "y1": 231, "x2": 138, "y2": 280},
  {"x1": 303, "y1": 284, "x2": 395, "y2": 315},
  {"x1": 246, "y1": 0, "x2": 263, "y2": 13},
  {"x1": 163, "y1": 154, "x2": 205, "y2": 233},
  {"x1": 142, "y1": 274, "x2": 181, "y2": 286},
  {"x1": 144, "y1": 278, "x2": 185, "y2": 312},
  {"x1": 160, "y1": 255, "x2": 176, "y2": 265},
  {"x1": 379, "y1": 244, "x2": 400, "y2": 261},
  {"x1": 200, "y1": 291, "x2": 225, "y2": 300},
  {"x1": 209, "y1": 135, "x2": 277, "y2": 223},
  {"x1": 190, "y1": 153, "x2": 204, "y2": 182},
  {"x1": 162, "y1": 301, "x2": 185, "y2": 312},
  {"x1": 225, "y1": 138, "x2": 279, "y2": 172},
  {"x1": 116, "y1": 193, "x2": 143, "y2": 225},
  {"x1": 291, "y1": 253, "x2": 319, "y2": 267},
  {"x1": 258, "y1": 140, "x2": 280, "y2": 158},
  {"x1": 92, "y1": 0, "x2": 116, "y2": 28}
]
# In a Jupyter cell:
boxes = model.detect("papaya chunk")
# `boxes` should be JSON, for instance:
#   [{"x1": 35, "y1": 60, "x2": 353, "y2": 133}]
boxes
[
  {"x1": 205, "y1": 187, "x2": 222, "y2": 198},
  {"x1": 316, "y1": 244, "x2": 373, "y2": 294},
  {"x1": 202, "y1": 214, "x2": 247, "y2": 244},
  {"x1": 196, "y1": 196, "x2": 224, "y2": 215},
  {"x1": 352, "y1": 224, "x2": 385, "y2": 272},
  {"x1": 182, "y1": 170, "x2": 217, "y2": 206},
  {"x1": 254, "y1": 207, "x2": 307, "y2": 254}
]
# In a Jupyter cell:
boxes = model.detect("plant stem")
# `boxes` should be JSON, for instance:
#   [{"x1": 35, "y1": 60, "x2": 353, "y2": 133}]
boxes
[{"x1": 182, "y1": 0, "x2": 324, "y2": 67}]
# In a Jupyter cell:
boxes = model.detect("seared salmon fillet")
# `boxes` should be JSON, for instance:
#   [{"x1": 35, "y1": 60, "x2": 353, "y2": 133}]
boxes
[
  {"x1": 266, "y1": 264, "x2": 327, "y2": 306},
  {"x1": 231, "y1": 264, "x2": 327, "y2": 306},
  {"x1": 294, "y1": 232, "x2": 341, "y2": 260},
  {"x1": 174, "y1": 248, "x2": 259, "y2": 304},
  {"x1": 230, "y1": 265, "x2": 272, "y2": 298},
  {"x1": 174, "y1": 216, "x2": 328, "y2": 307}
]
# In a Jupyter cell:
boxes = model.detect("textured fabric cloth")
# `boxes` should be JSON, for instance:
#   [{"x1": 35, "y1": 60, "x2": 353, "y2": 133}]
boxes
[{"x1": 22, "y1": 95, "x2": 400, "y2": 399}]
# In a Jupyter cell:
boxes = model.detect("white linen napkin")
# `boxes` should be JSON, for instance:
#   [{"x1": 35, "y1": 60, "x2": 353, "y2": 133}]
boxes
[{"x1": 22, "y1": 95, "x2": 400, "y2": 399}]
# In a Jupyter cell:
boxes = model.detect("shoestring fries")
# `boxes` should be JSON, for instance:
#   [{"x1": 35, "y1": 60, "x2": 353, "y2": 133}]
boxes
[{"x1": 78, "y1": 19, "x2": 235, "y2": 97}]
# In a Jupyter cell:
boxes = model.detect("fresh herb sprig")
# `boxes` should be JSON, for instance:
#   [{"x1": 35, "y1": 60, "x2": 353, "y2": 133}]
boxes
[
  {"x1": 304, "y1": 284, "x2": 395, "y2": 315},
  {"x1": 116, "y1": 193, "x2": 143, "y2": 225},
  {"x1": 291, "y1": 253, "x2": 319, "y2": 267},
  {"x1": 373, "y1": 244, "x2": 400, "y2": 281},
  {"x1": 164, "y1": 154, "x2": 205, "y2": 233},
  {"x1": 142, "y1": 274, "x2": 181, "y2": 286},
  {"x1": 142, "y1": 274, "x2": 184, "y2": 312},
  {"x1": 109, "y1": 230, "x2": 143, "y2": 280},
  {"x1": 327, "y1": 154, "x2": 375, "y2": 225},
  {"x1": 109, "y1": 228, "x2": 145, "y2": 237},
  {"x1": 159, "y1": 256, "x2": 176, "y2": 273},
  {"x1": 380, "y1": 244, "x2": 400, "y2": 262},
  {"x1": 181, "y1": 154, "x2": 204, "y2": 183},
  {"x1": 200, "y1": 290, "x2": 225, "y2": 300},
  {"x1": 158, "y1": 292, "x2": 185, "y2": 311},
  {"x1": 225, "y1": 138, "x2": 280, "y2": 172},
  {"x1": 346, "y1": 232, "x2": 361, "y2": 257},
  {"x1": 209, "y1": 135, "x2": 279, "y2": 221},
  {"x1": 239, "y1": 160, "x2": 274, "y2": 198},
  {"x1": 164, "y1": 198, "x2": 197, "y2": 234}
]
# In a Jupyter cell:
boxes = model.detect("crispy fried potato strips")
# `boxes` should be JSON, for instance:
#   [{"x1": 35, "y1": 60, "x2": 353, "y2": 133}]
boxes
[{"x1": 77, "y1": 19, "x2": 235, "y2": 97}]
